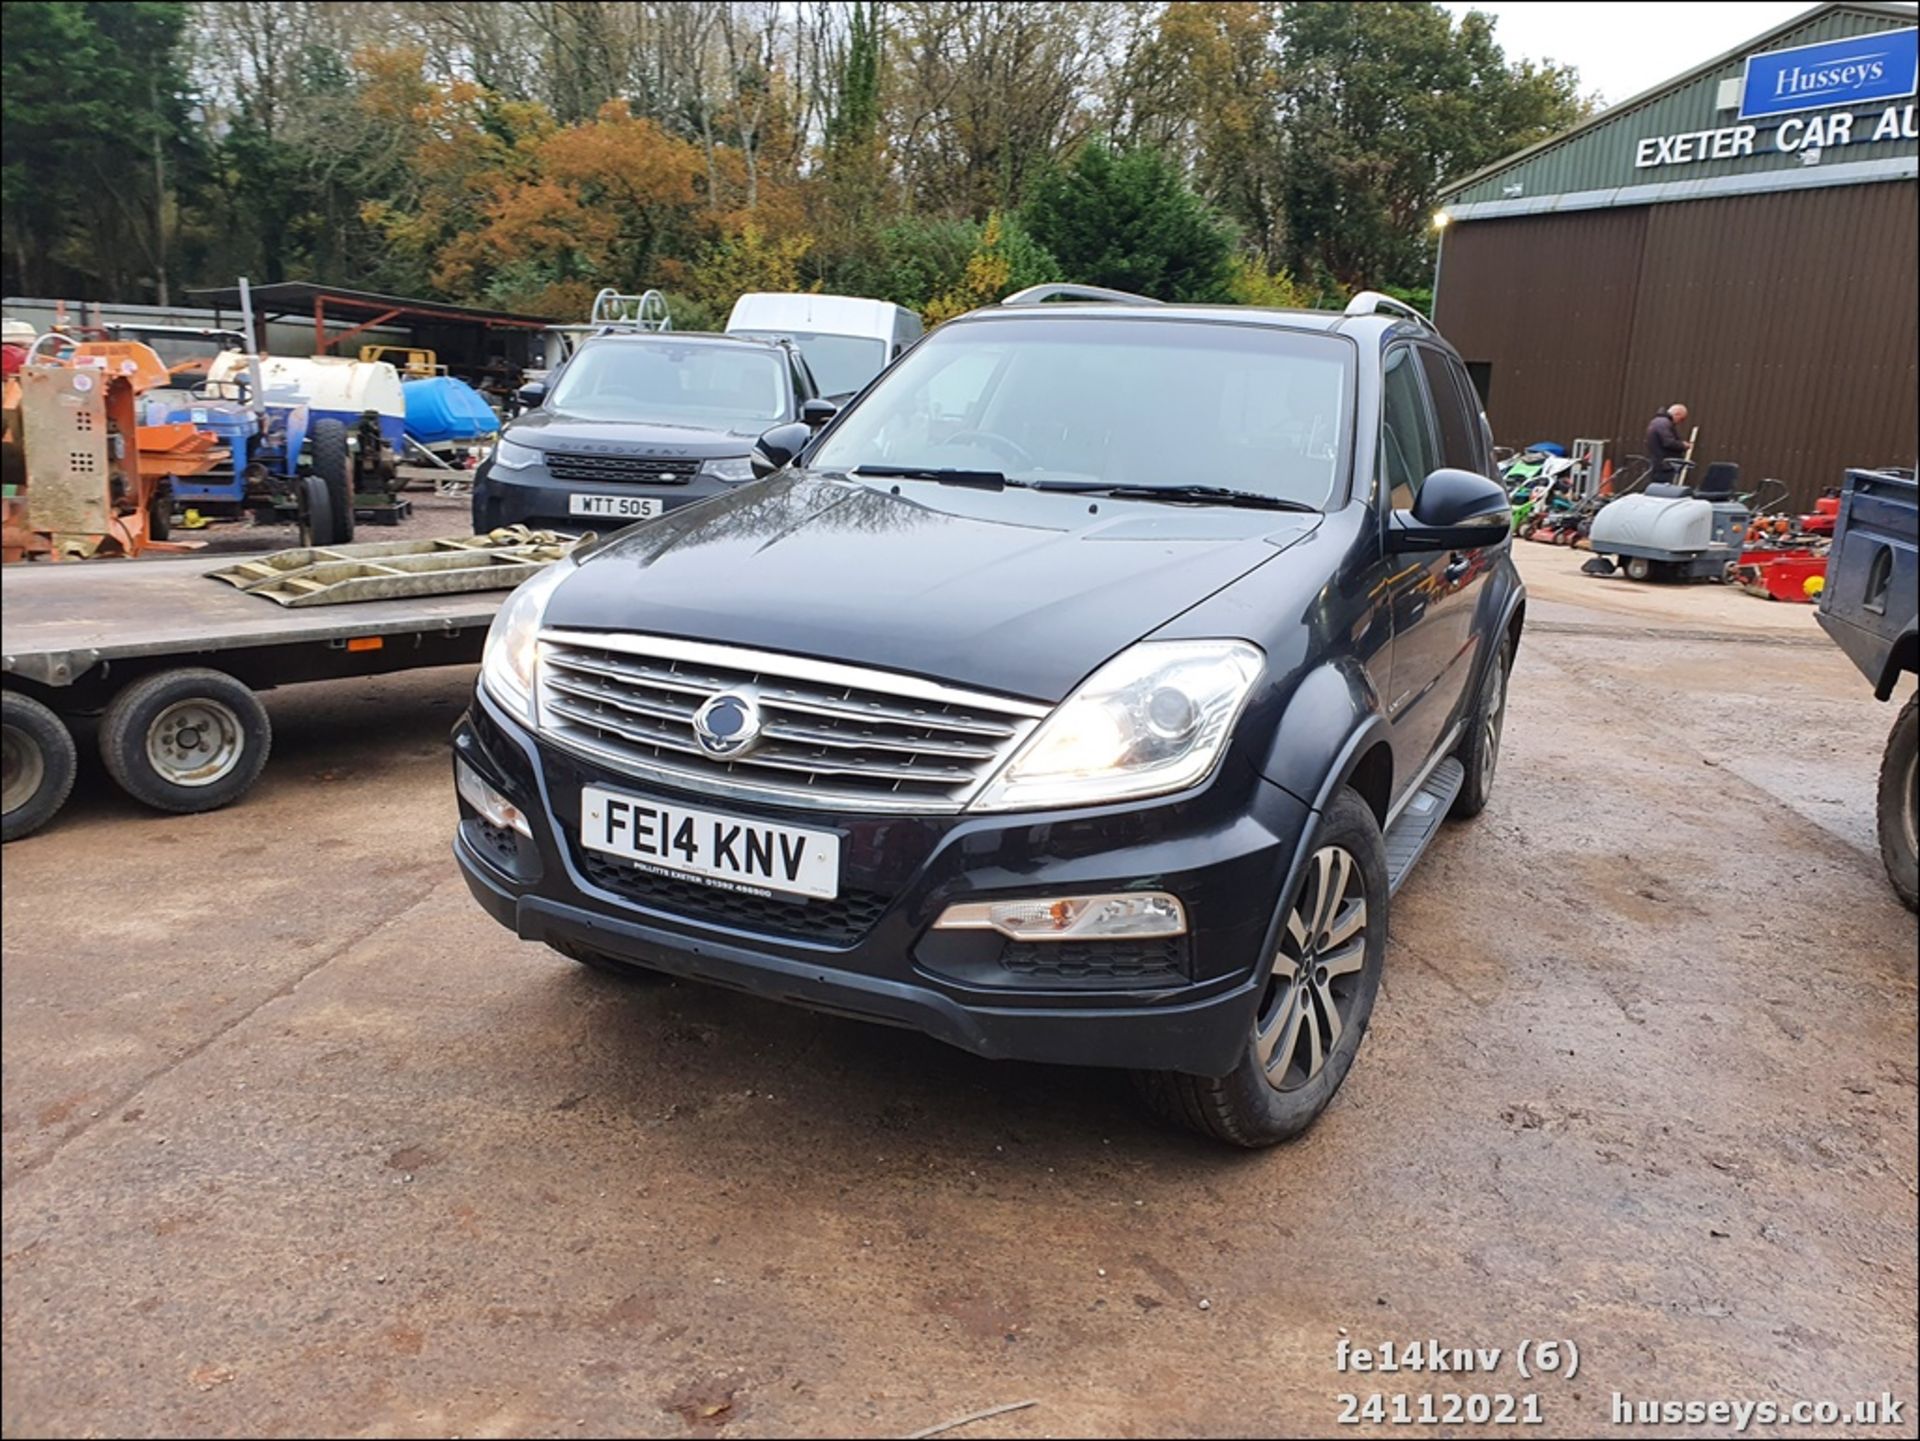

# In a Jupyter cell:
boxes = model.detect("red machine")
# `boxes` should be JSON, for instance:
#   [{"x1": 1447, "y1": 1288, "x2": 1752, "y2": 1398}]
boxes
[{"x1": 1733, "y1": 490, "x2": 1841, "y2": 602}]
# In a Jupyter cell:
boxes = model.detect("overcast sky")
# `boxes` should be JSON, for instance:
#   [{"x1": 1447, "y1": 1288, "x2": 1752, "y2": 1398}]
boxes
[{"x1": 1444, "y1": 2, "x2": 1824, "y2": 106}]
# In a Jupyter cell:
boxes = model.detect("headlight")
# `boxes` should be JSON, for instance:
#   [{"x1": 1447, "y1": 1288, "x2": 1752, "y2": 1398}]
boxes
[
  {"x1": 480, "y1": 562, "x2": 572, "y2": 722},
  {"x1": 970, "y1": 640, "x2": 1263, "y2": 811},
  {"x1": 490, "y1": 437, "x2": 542, "y2": 471},
  {"x1": 699, "y1": 455, "x2": 756, "y2": 482}
]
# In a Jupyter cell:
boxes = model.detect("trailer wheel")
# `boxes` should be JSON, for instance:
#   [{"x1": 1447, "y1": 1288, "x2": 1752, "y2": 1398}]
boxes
[
  {"x1": 100, "y1": 669, "x2": 272, "y2": 815},
  {"x1": 309, "y1": 419, "x2": 356, "y2": 545},
  {"x1": 2, "y1": 692, "x2": 77, "y2": 842},
  {"x1": 1624, "y1": 556, "x2": 1652, "y2": 582},
  {"x1": 1879, "y1": 694, "x2": 1918, "y2": 913}
]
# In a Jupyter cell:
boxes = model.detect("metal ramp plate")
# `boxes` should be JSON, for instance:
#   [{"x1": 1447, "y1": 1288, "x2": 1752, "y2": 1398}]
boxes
[
  {"x1": 206, "y1": 527, "x2": 583, "y2": 607},
  {"x1": 1383, "y1": 756, "x2": 1465, "y2": 896}
]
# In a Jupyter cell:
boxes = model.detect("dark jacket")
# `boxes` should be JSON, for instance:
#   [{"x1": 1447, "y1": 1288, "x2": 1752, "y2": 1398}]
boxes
[{"x1": 1646, "y1": 412, "x2": 1688, "y2": 464}]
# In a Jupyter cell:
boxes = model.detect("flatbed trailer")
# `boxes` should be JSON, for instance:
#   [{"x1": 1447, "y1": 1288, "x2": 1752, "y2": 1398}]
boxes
[{"x1": 2, "y1": 550, "x2": 508, "y2": 841}]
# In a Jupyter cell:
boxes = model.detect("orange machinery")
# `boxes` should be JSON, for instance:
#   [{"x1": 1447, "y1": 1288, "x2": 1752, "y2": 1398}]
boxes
[{"x1": 2, "y1": 338, "x2": 222, "y2": 562}]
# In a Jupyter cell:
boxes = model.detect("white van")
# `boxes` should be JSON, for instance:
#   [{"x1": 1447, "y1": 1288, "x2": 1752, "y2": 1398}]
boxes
[{"x1": 725, "y1": 293, "x2": 923, "y2": 401}]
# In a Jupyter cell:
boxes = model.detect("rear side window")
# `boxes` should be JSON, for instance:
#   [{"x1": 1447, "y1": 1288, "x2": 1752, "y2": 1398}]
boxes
[
  {"x1": 1380, "y1": 347, "x2": 1440, "y2": 511},
  {"x1": 1418, "y1": 347, "x2": 1483, "y2": 477}
]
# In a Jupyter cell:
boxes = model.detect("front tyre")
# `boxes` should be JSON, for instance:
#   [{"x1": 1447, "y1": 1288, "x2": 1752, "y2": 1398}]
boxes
[
  {"x1": 1450, "y1": 640, "x2": 1510, "y2": 820},
  {"x1": 1134, "y1": 787, "x2": 1387, "y2": 1148},
  {"x1": 1878, "y1": 695, "x2": 1918, "y2": 912}
]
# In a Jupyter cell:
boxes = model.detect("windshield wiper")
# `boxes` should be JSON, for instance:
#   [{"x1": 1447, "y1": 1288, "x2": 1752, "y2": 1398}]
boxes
[
  {"x1": 1029, "y1": 481, "x2": 1319, "y2": 512},
  {"x1": 851, "y1": 464, "x2": 1025, "y2": 490}
]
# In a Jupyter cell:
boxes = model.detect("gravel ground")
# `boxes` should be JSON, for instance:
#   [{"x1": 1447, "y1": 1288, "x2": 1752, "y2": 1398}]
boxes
[{"x1": 2, "y1": 549, "x2": 1914, "y2": 1438}]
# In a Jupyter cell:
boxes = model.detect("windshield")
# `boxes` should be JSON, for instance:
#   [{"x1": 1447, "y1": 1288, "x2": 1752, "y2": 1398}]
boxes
[
  {"x1": 809, "y1": 317, "x2": 1352, "y2": 508},
  {"x1": 546, "y1": 341, "x2": 789, "y2": 430},
  {"x1": 733, "y1": 329, "x2": 886, "y2": 398}
]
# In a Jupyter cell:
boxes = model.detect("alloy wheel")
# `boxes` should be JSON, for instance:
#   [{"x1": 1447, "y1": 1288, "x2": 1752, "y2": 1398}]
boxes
[
  {"x1": 1484, "y1": 652, "x2": 1508, "y2": 787},
  {"x1": 1256, "y1": 844, "x2": 1370, "y2": 1091}
]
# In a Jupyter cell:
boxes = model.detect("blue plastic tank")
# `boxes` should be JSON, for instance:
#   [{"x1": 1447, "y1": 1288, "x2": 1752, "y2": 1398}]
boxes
[{"x1": 403, "y1": 376, "x2": 499, "y2": 446}]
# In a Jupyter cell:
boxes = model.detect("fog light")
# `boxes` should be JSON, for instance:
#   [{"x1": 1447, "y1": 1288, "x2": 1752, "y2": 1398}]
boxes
[
  {"x1": 457, "y1": 758, "x2": 531, "y2": 837},
  {"x1": 933, "y1": 892, "x2": 1186, "y2": 940}
]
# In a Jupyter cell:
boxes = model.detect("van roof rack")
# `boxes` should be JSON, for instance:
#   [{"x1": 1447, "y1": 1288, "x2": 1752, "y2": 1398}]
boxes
[
  {"x1": 589, "y1": 288, "x2": 672, "y2": 331},
  {"x1": 1000, "y1": 283, "x2": 1162, "y2": 307},
  {"x1": 1343, "y1": 290, "x2": 1435, "y2": 332}
]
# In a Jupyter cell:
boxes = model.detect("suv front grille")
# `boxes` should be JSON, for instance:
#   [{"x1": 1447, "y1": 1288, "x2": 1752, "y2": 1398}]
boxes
[
  {"x1": 537, "y1": 630, "x2": 1046, "y2": 813},
  {"x1": 577, "y1": 851, "x2": 890, "y2": 944},
  {"x1": 545, "y1": 452, "x2": 698, "y2": 485}
]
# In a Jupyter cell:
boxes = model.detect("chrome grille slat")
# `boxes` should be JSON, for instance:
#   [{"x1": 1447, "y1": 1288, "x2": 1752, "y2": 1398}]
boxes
[
  {"x1": 544, "y1": 672, "x2": 697, "y2": 725},
  {"x1": 535, "y1": 630, "x2": 1044, "y2": 813},
  {"x1": 758, "y1": 718, "x2": 1001, "y2": 760},
  {"x1": 544, "y1": 649, "x2": 732, "y2": 698},
  {"x1": 546, "y1": 694, "x2": 709, "y2": 757},
  {"x1": 755, "y1": 690, "x2": 1021, "y2": 738}
]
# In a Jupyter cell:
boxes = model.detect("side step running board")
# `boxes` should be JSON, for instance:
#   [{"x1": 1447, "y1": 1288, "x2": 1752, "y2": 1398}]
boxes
[{"x1": 1382, "y1": 756, "x2": 1464, "y2": 896}]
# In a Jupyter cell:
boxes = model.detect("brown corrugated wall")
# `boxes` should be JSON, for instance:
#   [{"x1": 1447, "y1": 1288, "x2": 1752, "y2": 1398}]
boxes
[{"x1": 1434, "y1": 181, "x2": 1918, "y2": 512}]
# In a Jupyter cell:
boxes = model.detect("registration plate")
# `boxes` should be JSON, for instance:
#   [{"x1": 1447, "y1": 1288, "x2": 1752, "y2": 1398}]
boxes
[
  {"x1": 568, "y1": 493, "x2": 664, "y2": 519},
  {"x1": 580, "y1": 786, "x2": 840, "y2": 900}
]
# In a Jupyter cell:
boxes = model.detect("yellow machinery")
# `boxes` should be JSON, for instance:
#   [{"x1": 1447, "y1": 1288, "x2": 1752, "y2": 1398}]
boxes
[{"x1": 357, "y1": 344, "x2": 442, "y2": 378}]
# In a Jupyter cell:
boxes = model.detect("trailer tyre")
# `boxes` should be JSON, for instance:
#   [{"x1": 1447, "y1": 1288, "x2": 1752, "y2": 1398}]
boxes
[
  {"x1": 100, "y1": 669, "x2": 272, "y2": 815},
  {"x1": 1878, "y1": 694, "x2": 1918, "y2": 913},
  {"x1": 309, "y1": 419, "x2": 356, "y2": 545},
  {"x1": 295, "y1": 474, "x2": 339, "y2": 550},
  {"x1": 2, "y1": 692, "x2": 78, "y2": 842}
]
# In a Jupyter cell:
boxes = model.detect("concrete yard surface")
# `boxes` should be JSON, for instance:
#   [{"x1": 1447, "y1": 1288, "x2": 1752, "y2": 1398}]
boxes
[{"x1": 2, "y1": 568, "x2": 1915, "y2": 1437}]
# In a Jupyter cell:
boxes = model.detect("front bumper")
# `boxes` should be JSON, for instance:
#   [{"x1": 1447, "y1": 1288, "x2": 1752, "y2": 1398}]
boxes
[
  {"x1": 453, "y1": 685, "x2": 1311, "y2": 1076},
  {"x1": 470, "y1": 457, "x2": 738, "y2": 532}
]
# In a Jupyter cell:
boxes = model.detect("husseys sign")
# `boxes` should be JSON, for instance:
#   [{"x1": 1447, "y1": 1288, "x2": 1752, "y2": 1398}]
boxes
[
  {"x1": 1740, "y1": 28, "x2": 1918, "y2": 119},
  {"x1": 1634, "y1": 27, "x2": 1918, "y2": 170}
]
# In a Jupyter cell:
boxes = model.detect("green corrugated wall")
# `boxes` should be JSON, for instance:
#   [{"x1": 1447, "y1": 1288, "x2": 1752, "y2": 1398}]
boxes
[{"x1": 1444, "y1": 5, "x2": 1917, "y2": 206}]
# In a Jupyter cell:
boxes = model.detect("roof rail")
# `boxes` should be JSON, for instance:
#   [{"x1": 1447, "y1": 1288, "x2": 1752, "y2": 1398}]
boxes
[
  {"x1": 589, "y1": 288, "x2": 672, "y2": 331},
  {"x1": 1343, "y1": 290, "x2": 1435, "y2": 332},
  {"x1": 1000, "y1": 283, "x2": 1162, "y2": 307}
]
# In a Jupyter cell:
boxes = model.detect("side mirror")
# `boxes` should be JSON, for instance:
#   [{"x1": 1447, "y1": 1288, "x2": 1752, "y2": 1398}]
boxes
[
  {"x1": 515, "y1": 380, "x2": 547, "y2": 408},
  {"x1": 800, "y1": 398, "x2": 839, "y2": 429},
  {"x1": 750, "y1": 421, "x2": 814, "y2": 479},
  {"x1": 1388, "y1": 468, "x2": 1512, "y2": 552}
]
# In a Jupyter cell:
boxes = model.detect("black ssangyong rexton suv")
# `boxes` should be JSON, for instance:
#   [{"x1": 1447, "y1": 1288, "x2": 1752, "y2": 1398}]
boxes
[{"x1": 452, "y1": 284, "x2": 1523, "y2": 1147}]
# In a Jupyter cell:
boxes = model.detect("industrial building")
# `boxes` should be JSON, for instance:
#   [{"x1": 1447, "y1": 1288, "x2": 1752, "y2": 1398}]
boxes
[{"x1": 1434, "y1": 1, "x2": 1917, "y2": 510}]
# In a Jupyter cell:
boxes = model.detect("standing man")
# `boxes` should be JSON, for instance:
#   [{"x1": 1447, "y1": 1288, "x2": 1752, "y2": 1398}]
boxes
[{"x1": 1646, "y1": 403, "x2": 1691, "y2": 483}]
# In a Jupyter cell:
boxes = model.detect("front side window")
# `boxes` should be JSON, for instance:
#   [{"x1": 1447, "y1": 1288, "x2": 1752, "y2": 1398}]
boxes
[
  {"x1": 1380, "y1": 347, "x2": 1441, "y2": 512},
  {"x1": 546, "y1": 342, "x2": 788, "y2": 431},
  {"x1": 1418, "y1": 347, "x2": 1485, "y2": 477},
  {"x1": 809, "y1": 317, "x2": 1354, "y2": 510}
]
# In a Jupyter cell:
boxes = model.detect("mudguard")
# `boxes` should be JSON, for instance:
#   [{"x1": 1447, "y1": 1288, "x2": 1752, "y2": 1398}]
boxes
[{"x1": 1255, "y1": 658, "x2": 1390, "y2": 818}]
